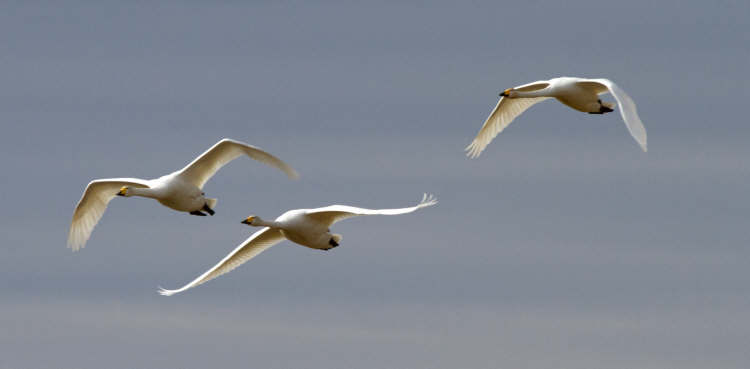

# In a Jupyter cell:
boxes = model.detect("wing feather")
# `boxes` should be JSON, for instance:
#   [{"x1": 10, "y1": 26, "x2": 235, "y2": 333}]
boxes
[
  {"x1": 588, "y1": 79, "x2": 648, "y2": 152},
  {"x1": 514, "y1": 81, "x2": 550, "y2": 92},
  {"x1": 306, "y1": 194, "x2": 437, "y2": 227},
  {"x1": 178, "y1": 138, "x2": 299, "y2": 189},
  {"x1": 67, "y1": 178, "x2": 151, "y2": 251},
  {"x1": 465, "y1": 96, "x2": 550, "y2": 158},
  {"x1": 158, "y1": 227, "x2": 285, "y2": 296}
]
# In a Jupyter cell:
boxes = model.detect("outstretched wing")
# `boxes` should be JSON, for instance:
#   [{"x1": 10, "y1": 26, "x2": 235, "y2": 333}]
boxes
[
  {"x1": 584, "y1": 79, "x2": 648, "y2": 152},
  {"x1": 465, "y1": 81, "x2": 551, "y2": 158},
  {"x1": 177, "y1": 138, "x2": 299, "y2": 189},
  {"x1": 158, "y1": 227, "x2": 285, "y2": 296},
  {"x1": 68, "y1": 178, "x2": 151, "y2": 251},
  {"x1": 306, "y1": 193, "x2": 437, "y2": 227}
]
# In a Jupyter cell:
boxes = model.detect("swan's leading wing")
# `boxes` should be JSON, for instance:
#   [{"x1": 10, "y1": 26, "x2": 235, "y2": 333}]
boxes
[
  {"x1": 68, "y1": 178, "x2": 151, "y2": 251},
  {"x1": 583, "y1": 79, "x2": 648, "y2": 152},
  {"x1": 465, "y1": 81, "x2": 551, "y2": 158},
  {"x1": 159, "y1": 227, "x2": 285, "y2": 296},
  {"x1": 178, "y1": 138, "x2": 299, "y2": 189},
  {"x1": 306, "y1": 194, "x2": 437, "y2": 227}
]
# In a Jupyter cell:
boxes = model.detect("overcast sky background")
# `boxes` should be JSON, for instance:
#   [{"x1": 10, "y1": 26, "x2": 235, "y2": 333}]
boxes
[{"x1": 1, "y1": 1, "x2": 748, "y2": 368}]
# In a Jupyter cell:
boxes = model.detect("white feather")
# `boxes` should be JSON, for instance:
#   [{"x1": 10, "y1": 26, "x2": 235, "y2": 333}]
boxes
[
  {"x1": 68, "y1": 138, "x2": 297, "y2": 250},
  {"x1": 159, "y1": 194, "x2": 437, "y2": 295},
  {"x1": 466, "y1": 76, "x2": 648, "y2": 157}
]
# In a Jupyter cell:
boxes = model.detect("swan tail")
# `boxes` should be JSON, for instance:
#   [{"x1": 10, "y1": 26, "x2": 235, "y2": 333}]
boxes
[{"x1": 205, "y1": 198, "x2": 218, "y2": 210}]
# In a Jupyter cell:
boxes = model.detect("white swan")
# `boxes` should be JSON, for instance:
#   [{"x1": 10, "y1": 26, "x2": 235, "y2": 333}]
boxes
[
  {"x1": 465, "y1": 77, "x2": 648, "y2": 158},
  {"x1": 158, "y1": 194, "x2": 437, "y2": 296},
  {"x1": 68, "y1": 138, "x2": 299, "y2": 251}
]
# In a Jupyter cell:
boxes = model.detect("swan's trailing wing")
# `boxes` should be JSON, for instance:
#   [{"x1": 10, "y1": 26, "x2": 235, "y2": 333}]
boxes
[
  {"x1": 306, "y1": 194, "x2": 438, "y2": 226},
  {"x1": 584, "y1": 79, "x2": 648, "y2": 152},
  {"x1": 178, "y1": 138, "x2": 299, "y2": 189}
]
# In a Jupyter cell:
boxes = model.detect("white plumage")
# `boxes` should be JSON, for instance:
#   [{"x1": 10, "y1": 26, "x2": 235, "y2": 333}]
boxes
[
  {"x1": 466, "y1": 77, "x2": 648, "y2": 158},
  {"x1": 68, "y1": 138, "x2": 299, "y2": 251},
  {"x1": 158, "y1": 194, "x2": 437, "y2": 296}
]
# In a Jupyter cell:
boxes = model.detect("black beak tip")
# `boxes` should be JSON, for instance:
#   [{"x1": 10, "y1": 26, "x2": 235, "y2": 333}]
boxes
[{"x1": 241, "y1": 220, "x2": 249, "y2": 225}]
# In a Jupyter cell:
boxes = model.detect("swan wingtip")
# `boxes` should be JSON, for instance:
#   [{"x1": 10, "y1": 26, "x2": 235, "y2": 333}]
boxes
[
  {"x1": 419, "y1": 193, "x2": 438, "y2": 207},
  {"x1": 464, "y1": 143, "x2": 483, "y2": 159},
  {"x1": 67, "y1": 241, "x2": 83, "y2": 252},
  {"x1": 157, "y1": 286, "x2": 176, "y2": 296}
]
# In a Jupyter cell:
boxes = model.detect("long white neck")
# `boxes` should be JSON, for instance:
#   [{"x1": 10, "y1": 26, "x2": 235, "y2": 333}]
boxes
[
  {"x1": 512, "y1": 89, "x2": 552, "y2": 98},
  {"x1": 128, "y1": 187, "x2": 161, "y2": 199},
  {"x1": 253, "y1": 218, "x2": 285, "y2": 229}
]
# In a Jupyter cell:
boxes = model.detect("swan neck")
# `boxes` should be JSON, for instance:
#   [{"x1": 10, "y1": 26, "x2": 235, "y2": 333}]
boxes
[
  {"x1": 513, "y1": 89, "x2": 549, "y2": 98},
  {"x1": 128, "y1": 187, "x2": 159, "y2": 199},
  {"x1": 256, "y1": 219, "x2": 284, "y2": 229}
]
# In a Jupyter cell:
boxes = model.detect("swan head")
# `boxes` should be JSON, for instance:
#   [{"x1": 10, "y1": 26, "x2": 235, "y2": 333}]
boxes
[
  {"x1": 499, "y1": 88, "x2": 515, "y2": 98},
  {"x1": 116, "y1": 186, "x2": 130, "y2": 197},
  {"x1": 241, "y1": 215, "x2": 261, "y2": 226}
]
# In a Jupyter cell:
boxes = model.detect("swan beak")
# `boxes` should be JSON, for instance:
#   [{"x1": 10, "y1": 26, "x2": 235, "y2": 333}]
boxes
[
  {"x1": 241, "y1": 216, "x2": 255, "y2": 225},
  {"x1": 116, "y1": 186, "x2": 128, "y2": 196},
  {"x1": 499, "y1": 88, "x2": 511, "y2": 97}
]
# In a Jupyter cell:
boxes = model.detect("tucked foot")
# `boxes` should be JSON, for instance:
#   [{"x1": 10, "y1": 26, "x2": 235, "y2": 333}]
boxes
[
  {"x1": 588, "y1": 106, "x2": 613, "y2": 114},
  {"x1": 589, "y1": 99, "x2": 614, "y2": 114},
  {"x1": 190, "y1": 211, "x2": 207, "y2": 216},
  {"x1": 202, "y1": 203, "x2": 215, "y2": 216},
  {"x1": 321, "y1": 237, "x2": 340, "y2": 250}
]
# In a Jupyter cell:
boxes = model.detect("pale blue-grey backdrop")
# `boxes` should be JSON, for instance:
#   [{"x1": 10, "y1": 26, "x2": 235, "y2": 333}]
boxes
[{"x1": 1, "y1": 1, "x2": 748, "y2": 368}]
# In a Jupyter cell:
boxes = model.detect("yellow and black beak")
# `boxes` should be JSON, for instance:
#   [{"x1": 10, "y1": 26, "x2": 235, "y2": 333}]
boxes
[
  {"x1": 499, "y1": 88, "x2": 512, "y2": 97},
  {"x1": 116, "y1": 186, "x2": 128, "y2": 196},
  {"x1": 241, "y1": 216, "x2": 255, "y2": 225}
]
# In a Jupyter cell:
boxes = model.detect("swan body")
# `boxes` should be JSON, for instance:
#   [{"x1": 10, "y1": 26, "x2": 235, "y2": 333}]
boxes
[
  {"x1": 466, "y1": 77, "x2": 648, "y2": 158},
  {"x1": 124, "y1": 173, "x2": 206, "y2": 212},
  {"x1": 158, "y1": 194, "x2": 437, "y2": 296},
  {"x1": 68, "y1": 138, "x2": 299, "y2": 251}
]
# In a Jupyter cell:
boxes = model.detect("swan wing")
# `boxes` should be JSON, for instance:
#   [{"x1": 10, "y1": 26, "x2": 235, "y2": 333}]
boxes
[
  {"x1": 177, "y1": 138, "x2": 299, "y2": 189},
  {"x1": 68, "y1": 178, "x2": 151, "y2": 251},
  {"x1": 585, "y1": 79, "x2": 648, "y2": 152},
  {"x1": 513, "y1": 80, "x2": 550, "y2": 92},
  {"x1": 159, "y1": 227, "x2": 285, "y2": 296},
  {"x1": 466, "y1": 84, "x2": 551, "y2": 158},
  {"x1": 306, "y1": 193, "x2": 437, "y2": 226}
]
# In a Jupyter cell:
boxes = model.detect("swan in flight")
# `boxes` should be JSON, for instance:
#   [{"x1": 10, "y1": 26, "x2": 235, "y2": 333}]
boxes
[
  {"x1": 158, "y1": 194, "x2": 437, "y2": 296},
  {"x1": 68, "y1": 138, "x2": 299, "y2": 251},
  {"x1": 465, "y1": 77, "x2": 648, "y2": 158}
]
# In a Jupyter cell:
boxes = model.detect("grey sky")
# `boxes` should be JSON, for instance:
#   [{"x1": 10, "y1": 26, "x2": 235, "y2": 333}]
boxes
[{"x1": 1, "y1": 1, "x2": 748, "y2": 368}]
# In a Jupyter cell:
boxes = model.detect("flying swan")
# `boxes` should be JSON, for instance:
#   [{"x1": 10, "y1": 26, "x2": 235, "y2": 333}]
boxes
[
  {"x1": 68, "y1": 138, "x2": 299, "y2": 251},
  {"x1": 465, "y1": 77, "x2": 648, "y2": 158},
  {"x1": 158, "y1": 194, "x2": 437, "y2": 296}
]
